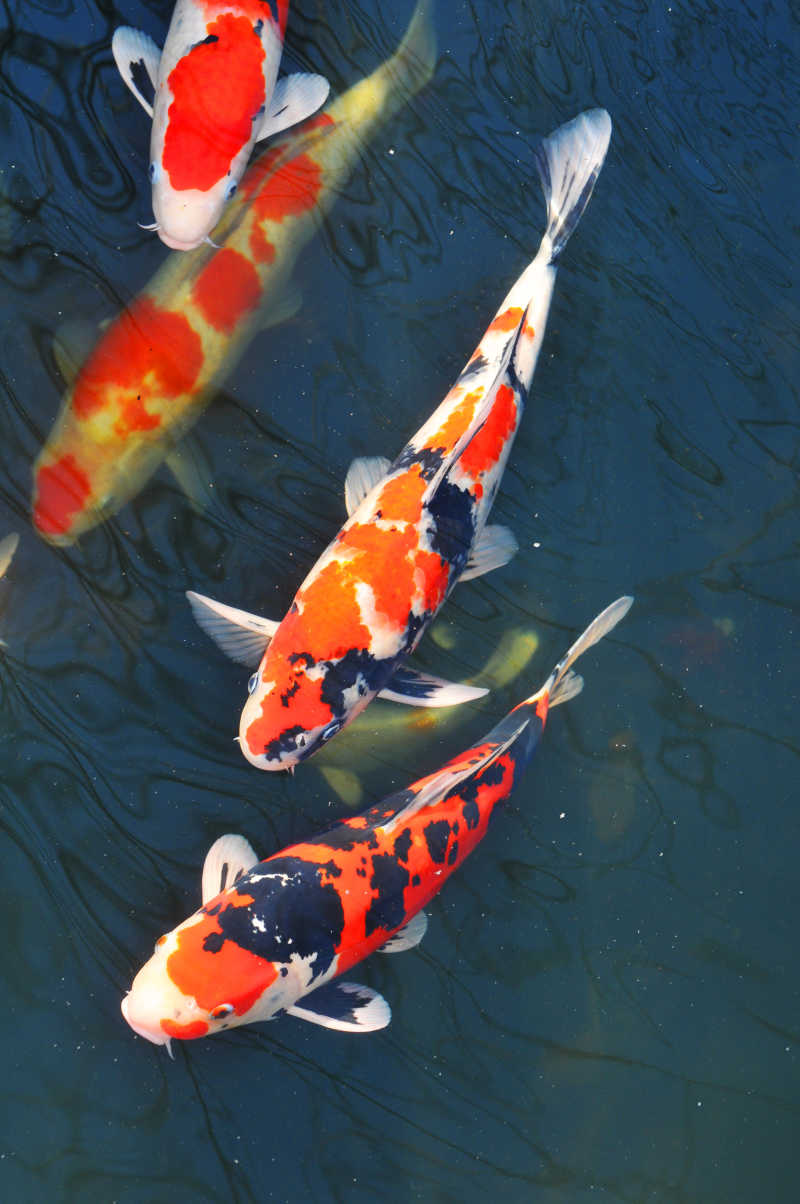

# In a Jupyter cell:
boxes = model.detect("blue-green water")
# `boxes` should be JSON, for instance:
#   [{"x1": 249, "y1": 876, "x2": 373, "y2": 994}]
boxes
[{"x1": 1, "y1": 1, "x2": 798, "y2": 1200}]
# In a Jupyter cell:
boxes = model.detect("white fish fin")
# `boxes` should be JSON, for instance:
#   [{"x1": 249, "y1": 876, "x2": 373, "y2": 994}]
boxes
[
  {"x1": 344, "y1": 456, "x2": 392, "y2": 516},
  {"x1": 202, "y1": 835, "x2": 259, "y2": 905},
  {"x1": 52, "y1": 319, "x2": 99, "y2": 384},
  {"x1": 287, "y1": 982, "x2": 391, "y2": 1032},
  {"x1": 378, "y1": 911, "x2": 428, "y2": 953},
  {"x1": 381, "y1": 717, "x2": 530, "y2": 834},
  {"x1": 0, "y1": 532, "x2": 19, "y2": 579},
  {"x1": 256, "y1": 73, "x2": 331, "y2": 141},
  {"x1": 378, "y1": 665, "x2": 487, "y2": 707},
  {"x1": 534, "y1": 108, "x2": 612, "y2": 262},
  {"x1": 460, "y1": 524, "x2": 519, "y2": 582},
  {"x1": 185, "y1": 591, "x2": 279, "y2": 667},
  {"x1": 527, "y1": 596, "x2": 633, "y2": 707},
  {"x1": 165, "y1": 440, "x2": 213, "y2": 512},
  {"x1": 111, "y1": 26, "x2": 161, "y2": 118}
]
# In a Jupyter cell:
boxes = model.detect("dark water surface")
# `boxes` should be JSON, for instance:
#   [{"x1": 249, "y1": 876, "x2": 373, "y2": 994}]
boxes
[{"x1": 1, "y1": 0, "x2": 798, "y2": 1200}]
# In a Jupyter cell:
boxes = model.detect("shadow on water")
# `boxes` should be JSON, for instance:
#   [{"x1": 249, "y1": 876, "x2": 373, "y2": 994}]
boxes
[{"x1": 1, "y1": 0, "x2": 799, "y2": 1201}]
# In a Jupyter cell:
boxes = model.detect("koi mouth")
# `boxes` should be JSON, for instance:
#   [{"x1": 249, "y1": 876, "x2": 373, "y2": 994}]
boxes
[{"x1": 120, "y1": 993, "x2": 171, "y2": 1050}]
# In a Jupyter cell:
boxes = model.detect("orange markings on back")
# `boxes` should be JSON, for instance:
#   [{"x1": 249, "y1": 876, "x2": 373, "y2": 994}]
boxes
[
  {"x1": 33, "y1": 454, "x2": 92, "y2": 536},
  {"x1": 252, "y1": 153, "x2": 324, "y2": 224},
  {"x1": 458, "y1": 382, "x2": 518, "y2": 479},
  {"x1": 487, "y1": 306, "x2": 523, "y2": 335},
  {"x1": 164, "y1": 14, "x2": 266, "y2": 192},
  {"x1": 192, "y1": 247, "x2": 261, "y2": 332},
  {"x1": 161, "y1": 1018, "x2": 209, "y2": 1040},
  {"x1": 167, "y1": 908, "x2": 276, "y2": 1016},
  {"x1": 424, "y1": 389, "x2": 482, "y2": 455},
  {"x1": 73, "y1": 298, "x2": 203, "y2": 421}
]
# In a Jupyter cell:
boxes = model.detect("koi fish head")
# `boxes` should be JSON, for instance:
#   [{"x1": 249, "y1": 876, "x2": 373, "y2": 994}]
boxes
[
  {"x1": 238, "y1": 661, "x2": 356, "y2": 771},
  {"x1": 149, "y1": 159, "x2": 247, "y2": 252},
  {"x1": 121, "y1": 896, "x2": 286, "y2": 1047}
]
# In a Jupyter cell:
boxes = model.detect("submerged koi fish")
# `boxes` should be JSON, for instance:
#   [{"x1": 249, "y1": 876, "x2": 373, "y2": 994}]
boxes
[
  {"x1": 121, "y1": 596, "x2": 632, "y2": 1048},
  {"x1": 112, "y1": 1, "x2": 329, "y2": 249},
  {"x1": 32, "y1": 0, "x2": 435, "y2": 544},
  {"x1": 188, "y1": 108, "x2": 613, "y2": 771}
]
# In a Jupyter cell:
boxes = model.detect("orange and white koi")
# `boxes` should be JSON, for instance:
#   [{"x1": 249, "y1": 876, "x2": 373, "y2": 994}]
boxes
[
  {"x1": 188, "y1": 109, "x2": 613, "y2": 771},
  {"x1": 112, "y1": 1, "x2": 329, "y2": 249},
  {"x1": 121, "y1": 596, "x2": 632, "y2": 1048},
  {"x1": 32, "y1": 0, "x2": 435, "y2": 545}
]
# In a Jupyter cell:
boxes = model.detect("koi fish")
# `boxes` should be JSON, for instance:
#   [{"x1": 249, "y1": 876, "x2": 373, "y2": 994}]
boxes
[
  {"x1": 32, "y1": 0, "x2": 436, "y2": 545},
  {"x1": 121, "y1": 596, "x2": 632, "y2": 1048},
  {"x1": 187, "y1": 108, "x2": 613, "y2": 770},
  {"x1": 112, "y1": 1, "x2": 329, "y2": 249}
]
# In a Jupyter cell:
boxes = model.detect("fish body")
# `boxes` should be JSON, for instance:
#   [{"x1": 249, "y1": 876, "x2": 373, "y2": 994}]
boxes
[
  {"x1": 33, "y1": 1, "x2": 436, "y2": 544},
  {"x1": 112, "y1": 2, "x2": 329, "y2": 249},
  {"x1": 121, "y1": 597, "x2": 632, "y2": 1047},
  {"x1": 187, "y1": 109, "x2": 613, "y2": 771}
]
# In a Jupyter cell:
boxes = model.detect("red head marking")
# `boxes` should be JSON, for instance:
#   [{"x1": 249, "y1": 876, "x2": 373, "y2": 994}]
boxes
[
  {"x1": 164, "y1": 14, "x2": 267, "y2": 192},
  {"x1": 167, "y1": 900, "x2": 277, "y2": 1017}
]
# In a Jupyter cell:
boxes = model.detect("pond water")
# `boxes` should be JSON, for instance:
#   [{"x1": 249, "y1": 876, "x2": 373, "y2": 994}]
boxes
[{"x1": 1, "y1": 0, "x2": 798, "y2": 1200}]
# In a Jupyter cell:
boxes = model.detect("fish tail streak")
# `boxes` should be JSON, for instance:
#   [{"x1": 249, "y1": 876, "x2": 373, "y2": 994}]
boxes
[
  {"x1": 534, "y1": 109, "x2": 612, "y2": 263},
  {"x1": 336, "y1": 0, "x2": 436, "y2": 128},
  {"x1": 527, "y1": 595, "x2": 634, "y2": 711}
]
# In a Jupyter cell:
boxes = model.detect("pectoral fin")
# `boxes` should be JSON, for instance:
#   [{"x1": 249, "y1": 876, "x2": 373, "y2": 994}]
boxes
[
  {"x1": 344, "y1": 456, "x2": 392, "y2": 516},
  {"x1": 256, "y1": 73, "x2": 331, "y2": 141},
  {"x1": 202, "y1": 834, "x2": 259, "y2": 904},
  {"x1": 111, "y1": 26, "x2": 161, "y2": 118},
  {"x1": 52, "y1": 319, "x2": 99, "y2": 385},
  {"x1": 186, "y1": 590, "x2": 279, "y2": 666},
  {"x1": 378, "y1": 911, "x2": 428, "y2": 952},
  {"x1": 166, "y1": 440, "x2": 214, "y2": 513},
  {"x1": 460, "y1": 524, "x2": 518, "y2": 582},
  {"x1": 378, "y1": 665, "x2": 487, "y2": 707},
  {"x1": 287, "y1": 982, "x2": 391, "y2": 1032}
]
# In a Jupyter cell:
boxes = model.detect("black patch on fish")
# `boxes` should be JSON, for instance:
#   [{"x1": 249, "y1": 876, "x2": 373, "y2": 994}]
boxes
[
  {"x1": 448, "y1": 840, "x2": 459, "y2": 866},
  {"x1": 130, "y1": 59, "x2": 155, "y2": 109},
  {"x1": 427, "y1": 479, "x2": 475, "y2": 572},
  {"x1": 263, "y1": 724, "x2": 307, "y2": 762},
  {"x1": 356, "y1": 866, "x2": 367, "y2": 877},
  {"x1": 411, "y1": 874, "x2": 421, "y2": 887},
  {"x1": 393, "y1": 445, "x2": 444, "y2": 482},
  {"x1": 365, "y1": 853, "x2": 409, "y2": 937},
  {"x1": 320, "y1": 648, "x2": 386, "y2": 710},
  {"x1": 393, "y1": 828, "x2": 412, "y2": 863},
  {"x1": 288, "y1": 650, "x2": 315, "y2": 668},
  {"x1": 281, "y1": 679, "x2": 301, "y2": 706},
  {"x1": 203, "y1": 931, "x2": 225, "y2": 953},
  {"x1": 215, "y1": 857, "x2": 344, "y2": 980},
  {"x1": 253, "y1": 19, "x2": 264, "y2": 36},
  {"x1": 193, "y1": 34, "x2": 219, "y2": 47},
  {"x1": 313, "y1": 822, "x2": 379, "y2": 852},
  {"x1": 461, "y1": 797, "x2": 480, "y2": 830},
  {"x1": 423, "y1": 820, "x2": 451, "y2": 865}
]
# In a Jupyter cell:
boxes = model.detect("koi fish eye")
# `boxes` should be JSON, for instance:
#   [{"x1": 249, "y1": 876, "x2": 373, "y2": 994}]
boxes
[
  {"x1": 149, "y1": 162, "x2": 156, "y2": 181},
  {"x1": 319, "y1": 718, "x2": 343, "y2": 744},
  {"x1": 210, "y1": 1003, "x2": 234, "y2": 1020},
  {"x1": 226, "y1": 181, "x2": 237, "y2": 199},
  {"x1": 247, "y1": 672, "x2": 259, "y2": 695}
]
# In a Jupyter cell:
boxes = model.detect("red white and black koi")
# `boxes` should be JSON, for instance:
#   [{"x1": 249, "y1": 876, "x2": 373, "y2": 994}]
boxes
[
  {"x1": 32, "y1": 1, "x2": 435, "y2": 544},
  {"x1": 188, "y1": 108, "x2": 613, "y2": 771},
  {"x1": 121, "y1": 596, "x2": 632, "y2": 1047},
  {"x1": 112, "y1": 1, "x2": 329, "y2": 249}
]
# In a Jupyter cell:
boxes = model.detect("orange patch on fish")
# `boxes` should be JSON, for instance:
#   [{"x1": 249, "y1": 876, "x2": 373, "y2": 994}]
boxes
[
  {"x1": 487, "y1": 306, "x2": 523, "y2": 335},
  {"x1": 192, "y1": 247, "x2": 261, "y2": 332},
  {"x1": 33, "y1": 454, "x2": 92, "y2": 536},
  {"x1": 252, "y1": 153, "x2": 324, "y2": 224},
  {"x1": 164, "y1": 14, "x2": 266, "y2": 192},
  {"x1": 73, "y1": 298, "x2": 203, "y2": 420},
  {"x1": 458, "y1": 382, "x2": 519, "y2": 479},
  {"x1": 167, "y1": 909, "x2": 276, "y2": 1016},
  {"x1": 161, "y1": 1018, "x2": 209, "y2": 1040},
  {"x1": 275, "y1": 562, "x2": 375, "y2": 662},
  {"x1": 424, "y1": 389, "x2": 482, "y2": 455}
]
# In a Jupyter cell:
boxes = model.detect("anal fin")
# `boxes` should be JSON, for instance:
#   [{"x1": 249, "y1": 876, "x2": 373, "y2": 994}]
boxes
[
  {"x1": 460, "y1": 524, "x2": 519, "y2": 582},
  {"x1": 287, "y1": 981, "x2": 390, "y2": 1032},
  {"x1": 378, "y1": 911, "x2": 428, "y2": 953}
]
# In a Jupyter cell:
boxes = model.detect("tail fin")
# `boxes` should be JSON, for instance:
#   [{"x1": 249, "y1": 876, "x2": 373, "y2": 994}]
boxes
[
  {"x1": 531, "y1": 595, "x2": 633, "y2": 710},
  {"x1": 534, "y1": 109, "x2": 612, "y2": 262}
]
